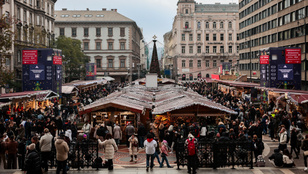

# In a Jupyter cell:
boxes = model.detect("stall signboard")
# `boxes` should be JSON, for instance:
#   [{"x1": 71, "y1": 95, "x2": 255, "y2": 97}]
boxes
[
  {"x1": 22, "y1": 50, "x2": 38, "y2": 64},
  {"x1": 211, "y1": 74, "x2": 220, "y2": 80},
  {"x1": 285, "y1": 48, "x2": 301, "y2": 64},
  {"x1": 260, "y1": 55, "x2": 269, "y2": 64},
  {"x1": 53, "y1": 56, "x2": 62, "y2": 65},
  {"x1": 29, "y1": 65, "x2": 45, "y2": 80}
]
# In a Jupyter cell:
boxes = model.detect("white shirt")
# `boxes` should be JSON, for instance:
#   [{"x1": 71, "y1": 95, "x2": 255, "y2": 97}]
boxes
[
  {"x1": 200, "y1": 127, "x2": 207, "y2": 136},
  {"x1": 144, "y1": 139, "x2": 157, "y2": 155}
]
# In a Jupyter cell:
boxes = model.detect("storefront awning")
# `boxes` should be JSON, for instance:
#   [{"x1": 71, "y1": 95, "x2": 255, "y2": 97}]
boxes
[
  {"x1": 0, "y1": 90, "x2": 59, "y2": 102},
  {"x1": 62, "y1": 86, "x2": 78, "y2": 94}
]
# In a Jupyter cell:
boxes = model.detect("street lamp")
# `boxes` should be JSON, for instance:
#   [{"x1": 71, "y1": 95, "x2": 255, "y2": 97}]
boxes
[{"x1": 297, "y1": 14, "x2": 307, "y2": 90}]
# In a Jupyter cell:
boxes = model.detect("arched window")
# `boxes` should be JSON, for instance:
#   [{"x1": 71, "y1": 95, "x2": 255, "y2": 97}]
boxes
[
  {"x1": 213, "y1": 22, "x2": 216, "y2": 28},
  {"x1": 205, "y1": 22, "x2": 209, "y2": 28},
  {"x1": 220, "y1": 21, "x2": 224, "y2": 28},
  {"x1": 228, "y1": 21, "x2": 232, "y2": 29},
  {"x1": 197, "y1": 22, "x2": 201, "y2": 29},
  {"x1": 185, "y1": 22, "x2": 189, "y2": 29}
]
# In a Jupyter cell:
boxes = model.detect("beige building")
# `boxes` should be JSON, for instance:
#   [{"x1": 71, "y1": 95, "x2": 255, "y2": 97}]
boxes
[
  {"x1": 1, "y1": 0, "x2": 57, "y2": 92},
  {"x1": 54, "y1": 8, "x2": 143, "y2": 82},
  {"x1": 238, "y1": 0, "x2": 308, "y2": 84},
  {"x1": 163, "y1": 0, "x2": 239, "y2": 81}
]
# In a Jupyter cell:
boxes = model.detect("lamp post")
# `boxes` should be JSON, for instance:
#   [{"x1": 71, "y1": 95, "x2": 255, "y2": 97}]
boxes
[{"x1": 298, "y1": 14, "x2": 307, "y2": 90}]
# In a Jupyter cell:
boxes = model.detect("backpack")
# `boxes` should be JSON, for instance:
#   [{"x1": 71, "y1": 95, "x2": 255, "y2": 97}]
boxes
[
  {"x1": 256, "y1": 155, "x2": 265, "y2": 167},
  {"x1": 187, "y1": 138, "x2": 196, "y2": 156},
  {"x1": 302, "y1": 140, "x2": 308, "y2": 151}
]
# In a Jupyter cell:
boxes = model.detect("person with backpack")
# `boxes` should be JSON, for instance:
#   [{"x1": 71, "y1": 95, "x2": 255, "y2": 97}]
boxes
[
  {"x1": 269, "y1": 149, "x2": 283, "y2": 167},
  {"x1": 185, "y1": 133, "x2": 198, "y2": 174},
  {"x1": 279, "y1": 127, "x2": 288, "y2": 152},
  {"x1": 301, "y1": 135, "x2": 308, "y2": 171}
]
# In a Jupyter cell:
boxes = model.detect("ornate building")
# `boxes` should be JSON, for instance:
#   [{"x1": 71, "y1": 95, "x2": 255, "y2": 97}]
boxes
[
  {"x1": 1, "y1": 0, "x2": 57, "y2": 92},
  {"x1": 54, "y1": 8, "x2": 143, "y2": 82},
  {"x1": 163, "y1": 0, "x2": 239, "y2": 81}
]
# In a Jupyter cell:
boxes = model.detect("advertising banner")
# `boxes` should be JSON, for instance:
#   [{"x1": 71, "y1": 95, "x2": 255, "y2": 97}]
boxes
[
  {"x1": 86, "y1": 63, "x2": 96, "y2": 77},
  {"x1": 285, "y1": 49, "x2": 301, "y2": 64},
  {"x1": 53, "y1": 56, "x2": 62, "y2": 65},
  {"x1": 222, "y1": 62, "x2": 231, "y2": 71},
  {"x1": 278, "y1": 64, "x2": 293, "y2": 80},
  {"x1": 22, "y1": 50, "x2": 38, "y2": 64},
  {"x1": 29, "y1": 65, "x2": 45, "y2": 80},
  {"x1": 260, "y1": 55, "x2": 269, "y2": 64}
]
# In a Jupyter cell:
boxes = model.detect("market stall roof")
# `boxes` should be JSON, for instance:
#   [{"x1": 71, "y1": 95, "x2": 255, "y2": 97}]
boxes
[
  {"x1": 82, "y1": 85, "x2": 237, "y2": 116},
  {"x1": 101, "y1": 76, "x2": 115, "y2": 81},
  {"x1": 204, "y1": 78, "x2": 213, "y2": 83},
  {"x1": 63, "y1": 79, "x2": 106, "y2": 87},
  {"x1": 0, "y1": 102, "x2": 11, "y2": 108},
  {"x1": 256, "y1": 86, "x2": 308, "y2": 95},
  {"x1": 216, "y1": 80, "x2": 260, "y2": 88},
  {"x1": 62, "y1": 86, "x2": 78, "y2": 94},
  {"x1": 0, "y1": 90, "x2": 59, "y2": 102},
  {"x1": 132, "y1": 78, "x2": 175, "y2": 85}
]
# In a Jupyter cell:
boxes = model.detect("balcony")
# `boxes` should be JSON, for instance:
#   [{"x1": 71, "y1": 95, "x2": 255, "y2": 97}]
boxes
[{"x1": 183, "y1": 27, "x2": 192, "y2": 32}]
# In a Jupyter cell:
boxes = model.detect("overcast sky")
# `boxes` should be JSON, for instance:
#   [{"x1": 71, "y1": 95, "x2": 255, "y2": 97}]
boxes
[{"x1": 55, "y1": 0, "x2": 238, "y2": 47}]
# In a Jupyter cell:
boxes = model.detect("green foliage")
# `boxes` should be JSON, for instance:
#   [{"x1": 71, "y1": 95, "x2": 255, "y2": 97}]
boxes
[
  {"x1": 0, "y1": 15, "x2": 15, "y2": 89},
  {"x1": 55, "y1": 36, "x2": 89, "y2": 82}
]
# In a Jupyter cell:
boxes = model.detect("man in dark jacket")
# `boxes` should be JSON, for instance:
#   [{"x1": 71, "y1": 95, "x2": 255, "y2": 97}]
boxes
[
  {"x1": 269, "y1": 149, "x2": 283, "y2": 167},
  {"x1": 138, "y1": 122, "x2": 146, "y2": 148},
  {"x1": 24, "y1": 143, "x2": 42, "y2": 174},
  {"x1": 253, "y1": 134, "x2": 264, "y2": 162},
  {"x1": 17, "y1": 137, "x2": 26, "y2": 170}
]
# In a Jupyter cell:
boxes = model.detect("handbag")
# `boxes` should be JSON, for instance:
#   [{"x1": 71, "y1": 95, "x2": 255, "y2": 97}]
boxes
[{"x1": 161, "y1": 153, "x2": 166, "y2": 157}]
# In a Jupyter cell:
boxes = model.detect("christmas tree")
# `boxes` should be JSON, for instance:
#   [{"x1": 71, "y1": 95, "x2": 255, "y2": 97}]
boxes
[{"x1": 149, "y1": 37, "x2": 161, "y2": 77}]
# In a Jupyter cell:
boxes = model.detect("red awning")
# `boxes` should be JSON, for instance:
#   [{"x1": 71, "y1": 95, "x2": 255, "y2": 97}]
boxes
[
  {"x1": 211, "y1": 74, "x2": 220, "y2": 80},
  {"x1": 290, "y1": 94, "x2": 308, "y2": 104}
]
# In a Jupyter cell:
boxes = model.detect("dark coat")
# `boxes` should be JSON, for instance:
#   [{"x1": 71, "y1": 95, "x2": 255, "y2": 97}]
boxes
[{"x1": 24, "y1": 150, "x2": 42, "y2": 174}]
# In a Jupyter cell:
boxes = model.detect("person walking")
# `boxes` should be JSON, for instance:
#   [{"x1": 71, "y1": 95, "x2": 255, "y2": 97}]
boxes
[
  {"x1": 55, "y1": 133, "x2": 69, "y2": 174},
  {"x1": 40, "y1": 128, "x2": 53, "y2": 172},
  {"x1": 113, "y1": 123, "x2": 122, "y2": 146},
  {"x1": 82, "y1": 121, "x2": 91, "y2": 139},
  {"x1": 128, "y1": 134, "x2": 138, "y2": 163},
  {"x1": 153, "y1": 138, "x2": 161, "y2": 166},
  {"x1": 138, "y1": 122, "x2": 146, "y2": 148},
  {"x1": 0, "y1": 135, "x2": 7, "y2": 169},
  {"x1": 253, "y1": 134, "x2": 264, "y2": 162},
  {"x1": 98, "y1": 133, "x2": 118, "y2": 170},
  {"x1": 301, "y1": 135, "x2": 308, "y2": 171},
  {"x1": 144, "y1": 133, "x2": 157, "y2": 172},
  {"x1": 185, "y1": 134, "x2": 198, "y2": 174},
  {"x1": 279, "y1": 127, "x2": 288, "y2": 152},
  {"x1": 24, "y1": 143, "x2": 42, "y2": 174},
  {"x1": 125, "y1": 123, "x2": 135, "y2": 147},
  {"x1": 160, "y1": 140, "x2": 173, "y2": 168},
  {"x1": 290, "y1": 128, "x2": 299, "y2": 159},
  {"x1": 17, "y1": 137, "x2": 26, "y2": 170},
  {"x1": 6, "y1": 136, "x2": 18, "y2": 169}
]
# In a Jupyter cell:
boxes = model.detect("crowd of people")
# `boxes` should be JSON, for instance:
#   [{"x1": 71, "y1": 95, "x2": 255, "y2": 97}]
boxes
[{"x1": 0, "y1": 80, "x2": 307, "y2": 173}]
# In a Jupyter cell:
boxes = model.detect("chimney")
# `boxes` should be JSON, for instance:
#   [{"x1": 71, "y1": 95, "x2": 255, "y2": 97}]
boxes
[
  {"x1": 62, "y1": 8, "x2": 67, "y2": 11},
  {"x1": 86, "y1": 8, "x2": 89, "y2": 11},
  {"x1": 102, "y1": 8, "x2": 106, "y2": 11}
]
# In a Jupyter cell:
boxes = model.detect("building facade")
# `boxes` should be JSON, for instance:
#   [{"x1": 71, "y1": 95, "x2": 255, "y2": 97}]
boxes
[
  {"x1": 54, "y1": 8, "x2": 143, "y2": 82},
  {"x1": 238, "y1": 0, "x2": 308, "y2": 84},
  {"x1": 1, "y1": 0, "x2": 57, "y2": 92},
  {"x1": 164, "y1": 0, "x2": 239, "y2": 81}
]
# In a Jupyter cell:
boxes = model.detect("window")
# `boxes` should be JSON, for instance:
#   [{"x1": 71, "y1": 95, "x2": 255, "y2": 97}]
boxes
[
  {"x1": 197, "y1": 22, "x2": 201, "y2": 29},
  {"x1": 72, "y1": 28, "x2": 76, "y2": 37},
  {"x1": 189, "y1": 60, "x2": 193, "y2": 68},
  {"x1": 237, "y1": 46, "x2": 239, "y2": 53},
  {"x1": 108, "y1": 59, "x2": 113, "y2": 68},
  {"x1": 108, "y1": 28, "x2": 113, "y2": 36},
  {"x1": 96, "y1": 59, "x2": 101, "y2": 68},
  {"x1": 59, "y1": 28, "x2": 64, "y2": 36},
  {"x1": 84, "y1": 28, "x2": 89, "y2": 37},
  {"x1": 182, "y1": 46, "x2": 185, "y2": 53},
  {"x1": 96, "y1": 28, "x2": 101, "y2": 36},
  {"x1": 23, "y1": 10, "x2": 27, "y2": 23},
  {"x1": 206, "y1": 46, "x2": 209, "y2": 53},
  {"x1": 213, "y1": 34, "x2": 216, "y2": 41},
  {"x1": 120, "y1": 28, "x2": 125, "y2": 37},
  {"x1": 206, "y1": 60, "x2": 209, "y2": 67},
  {"x1": 220, "y1": 21, "x2": 224, "y2": 28},
  {"x1": 189, "y1": 46, "x2": 193, "y2": 53},
  {"x1": 96, "y1": 42, "x2": 101, "y2": 50},
  {"x1": 220, "y1": 46, "x2": 224, "y2": 53},
  {"x1": 197, "y1": 34, "x2": 201, "y2": 41},
  {"x1": 182, "y1": 34, "x2": 185, "y2": 41},
  {"x1": 120, "y1": 59, "x2": 125, "y2": 68},
  {"x1": 213, "y1": 22, "x2": 216, "y2": 28},
  {"x1": 17, "y1": 8, "x2": 20, "y2": 20},
  {"x1": 228, "y1": 46, "x2": 232, "y2": 53},
  {"x1": 182, "y1": 60, "x2": 186, "y2": 67},
  {"x1": 197, "y1": 60, "x2": 201, "y2": 68},
  {"x1": 120, "y1": 42, "x2": 125, "y2": 50},
  {"x1": 206, "y1": 34, "x2": 209, "y2": 41},
  {"x1": 205, "y1": 22, "x2": 209, "y2": 28},
  {"x1": 185, "y1": 22, "x2": 189, "y2": 28},
  {"x1": 213, "y1": 46, "x2": 217, "y2": 53},
  {"x1": 189, "y1": 34, "x2": 193, "y2": 41},
  {"x1": 185, "y1": 9, "x2": 189, "y2": 14},
  {"x1": 229, "y1": 34, "x2": 232, "y2": 40},
  {"x1": 228, "y1": 21, "x2": 232, "y2": 28},
  {"x1": 84, "y1": 42, "x2": 89, "y2": 50},
  {"x1": 197, "y1": 46, "x2": 201, "y2": 53},
  {"x1": 108, "y1": 42, "x2": 113, "y2": 50},
  {"x1": 213, "y1": 60, "x2": 217, "y2": 67},
  {"x1": 29, "y1": 13, "x2": 32, "y2": 24},
  {"x1": 220, "y1": 34, "x2": 224, "y2": 41}
]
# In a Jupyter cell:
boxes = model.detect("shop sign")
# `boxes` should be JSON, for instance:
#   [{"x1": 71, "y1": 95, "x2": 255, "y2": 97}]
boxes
[
  {"x1": 22, "y1": 50, "x2": 38, "y2": 64},
  {"x1": 285, "y1": 48, "x2": 301, "y2": 64},
  {"x1": 260, "y1": 55, "x2": 269, "y2": 64}
]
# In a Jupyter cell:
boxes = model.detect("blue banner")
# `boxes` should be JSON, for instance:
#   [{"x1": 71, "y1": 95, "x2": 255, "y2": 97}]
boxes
[{"x1": 278, "y1": 64, "x2": 293, "y2": 80}]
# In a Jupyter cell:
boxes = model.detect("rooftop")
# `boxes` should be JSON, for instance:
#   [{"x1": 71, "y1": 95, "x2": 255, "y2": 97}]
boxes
[{"x1": 195, "y1": 3, "x2": 238, "y2": 13}]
